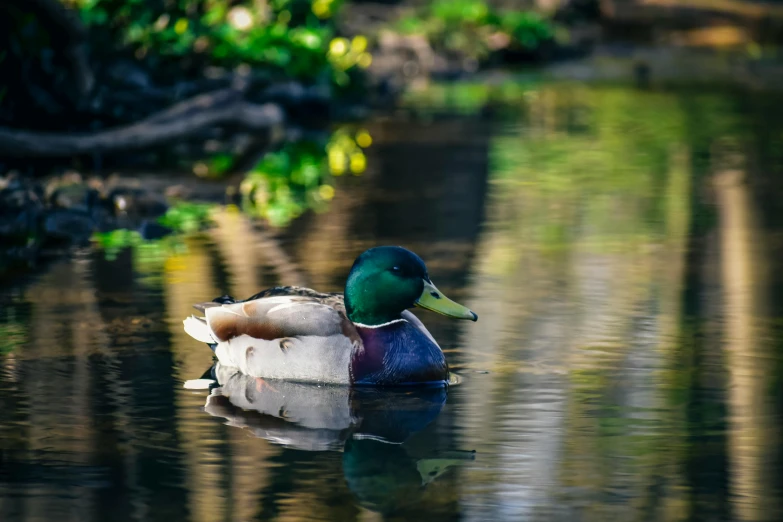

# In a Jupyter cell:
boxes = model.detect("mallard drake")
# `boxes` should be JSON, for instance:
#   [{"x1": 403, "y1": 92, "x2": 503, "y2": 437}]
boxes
[{"x1": 183, "y1": 246, "x2": 478, "y2": 386}]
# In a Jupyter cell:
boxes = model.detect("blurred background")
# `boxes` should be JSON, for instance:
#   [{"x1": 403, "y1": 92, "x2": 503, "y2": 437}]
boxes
[{"x1": 2, "y1": 1, "x2": 783, "y2": 521}]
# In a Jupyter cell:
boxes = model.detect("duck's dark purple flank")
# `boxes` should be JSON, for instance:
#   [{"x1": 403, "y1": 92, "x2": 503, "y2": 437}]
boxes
[{"x1": 350, "y1": 320, "x2": 448, "y2": 386}]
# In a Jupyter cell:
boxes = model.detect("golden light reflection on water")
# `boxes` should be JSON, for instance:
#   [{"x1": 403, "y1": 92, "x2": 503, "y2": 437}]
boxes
[
  {"x1": 715, "y1": 163, "x2": 780, "y2": 521},
  {"x1": 164, "y1": 235, "x2": 228, "y2": 522},
  {"x1": 2, "y1": 83, "x2": 783, "y2": 521}
]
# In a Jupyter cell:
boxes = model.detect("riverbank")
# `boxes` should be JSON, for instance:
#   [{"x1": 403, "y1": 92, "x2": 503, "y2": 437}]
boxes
[{"x1": 4, "y1": 0, "x2": 783, "y2": 276}]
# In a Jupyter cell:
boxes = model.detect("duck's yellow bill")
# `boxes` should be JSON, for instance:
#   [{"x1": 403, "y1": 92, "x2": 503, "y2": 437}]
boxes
[{"x1": 415, "y1": 280, "x2": 478, "y2": 321}]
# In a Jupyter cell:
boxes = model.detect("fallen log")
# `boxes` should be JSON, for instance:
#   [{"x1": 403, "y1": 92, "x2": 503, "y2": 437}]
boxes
[{"x1": 0, "y1": 90, "x2": 285, "y2": 158}]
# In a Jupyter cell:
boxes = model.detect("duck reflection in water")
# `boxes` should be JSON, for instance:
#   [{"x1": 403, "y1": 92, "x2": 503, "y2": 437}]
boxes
[{"x1": 200, "y1": 364, "x2": 475, "y2": 512}]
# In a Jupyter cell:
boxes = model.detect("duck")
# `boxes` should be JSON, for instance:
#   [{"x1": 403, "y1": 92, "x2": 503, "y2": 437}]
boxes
[{"x1": 183, "y1": 246, "x2": 478, "y2": 386}]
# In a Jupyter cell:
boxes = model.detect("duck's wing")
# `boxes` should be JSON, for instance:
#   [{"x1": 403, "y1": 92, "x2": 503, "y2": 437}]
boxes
[
  {"x1": 184, "y1": 292, "x2": 359, "y2": 384},
  {"x1": 201, "y1": 294, "x2": 351, "y2": 341},
  {"x1": 400, "y1": 310, "x2": 438, "y2": 346},
  {"x1": 191, "y1": 286, "x2": 342, "y2": 312},
  {"x1": 244, "y1": 286, "x2": 342, "y2": 301}
]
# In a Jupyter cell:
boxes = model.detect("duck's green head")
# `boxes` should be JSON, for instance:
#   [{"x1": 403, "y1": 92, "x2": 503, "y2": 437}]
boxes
[{"x1": 344, "y1": 246, "x2": 478, "y2": 326}]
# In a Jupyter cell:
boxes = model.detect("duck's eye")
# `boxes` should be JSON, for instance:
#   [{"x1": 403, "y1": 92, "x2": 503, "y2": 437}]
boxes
[{"x1": 391, "y1": 266, "x2": 401, "y2": 273}]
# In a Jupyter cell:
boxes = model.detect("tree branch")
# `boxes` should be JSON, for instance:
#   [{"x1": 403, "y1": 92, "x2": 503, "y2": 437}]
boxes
[{"x1": 0, "y1": 91, "x2": 285, "y2": 158}]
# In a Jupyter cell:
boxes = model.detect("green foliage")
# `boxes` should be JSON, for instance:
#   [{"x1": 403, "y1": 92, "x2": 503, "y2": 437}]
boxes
[
  {"x1": 396, "y1": 0, "x2": 555, "y2": 63},
  {"x1": 70, "y1": 0, "x2": 369, "y2": 85},
  {"x1": 0, "y1": 323, "x2": 25, "y2": 355},
  {"x1": 402, "y1": 78, "x2": 538, "y2": 114},
  {"x1": 240, "y1": 140, "x2": 327, "y2": 226},
  {"x1": 207, "y1": 153, "x2": 235, "y2": 176},
  {"x1": 157, "y1": 202, "x2": 213, "y2": 233},
  {"x1": 499, "y1": 10, "x2": 554, "y2": 50},
  {"x1": 91, "y1": 227, "x2": 194, "y2": 278},
  {"x1": 92, "y1": 202, "x2": 213, "y2": 260},
  {"x1": 91, "y1": 126, "x2": 372, "y2": 248},
  {"x1": 240, "y1": 126, "x2": 370, "y2": 226},
  {"x1": 0, "y1": 303, "x2": 28, "y2": 355}
]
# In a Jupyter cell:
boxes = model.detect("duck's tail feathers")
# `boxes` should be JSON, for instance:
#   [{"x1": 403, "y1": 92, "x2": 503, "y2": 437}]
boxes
[
  {"x1": 192, "y1": 302, "x2": 223, "y2": 313},
  {"x1": 192, "y1": 294, "x2": 237, "y2": 313},
  {"x1": 184, "y1": 315, "x2": 216, "y2": 344}
]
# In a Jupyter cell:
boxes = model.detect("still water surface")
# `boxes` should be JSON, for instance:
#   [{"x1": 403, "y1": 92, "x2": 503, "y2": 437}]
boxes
[{"x1": 2, "y1": 81, "x2": 783, "y2": 521}]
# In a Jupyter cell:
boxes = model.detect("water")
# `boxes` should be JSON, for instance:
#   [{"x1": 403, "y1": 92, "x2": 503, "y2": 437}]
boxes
[{"x1": 2, "y1": 81, "x2": 783, "y2": 521}]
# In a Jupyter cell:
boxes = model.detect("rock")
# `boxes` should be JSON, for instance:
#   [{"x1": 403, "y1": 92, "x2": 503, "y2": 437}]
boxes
[
  {"x1": 105, "y1": 60, "x2": 152, "y2": 90},
  {"x1": 0, "y1": 174, "x2": 176, "y2": 253},
  {"x1": 0, "y1": 175, "x2": 45, "y2": 244},
  {"x1": 137, "y1": 220, "x2": 173, "y2": 240},
  {"x1": 107, "y1": 186, "x2": 169, "y2": 219},
  {"x1": 49, "y1": 182, "x2": 102, "y2": 214},
  {"x1": 43, "y1": 209, "x2": 97, "y2": 245}
]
